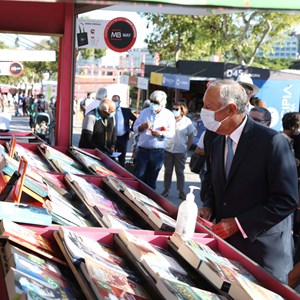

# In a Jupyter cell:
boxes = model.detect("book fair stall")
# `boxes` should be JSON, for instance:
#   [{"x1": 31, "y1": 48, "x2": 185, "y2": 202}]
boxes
[
  {"x1": 0, "y1": 138, "x2": 298, "y2": 299},
  {"x1": 1, "y1": 0, "x2": 300, "y2": 299}
]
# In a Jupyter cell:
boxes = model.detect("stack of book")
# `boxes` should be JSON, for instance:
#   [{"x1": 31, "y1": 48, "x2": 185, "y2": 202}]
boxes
[
  {"x1": 1, "y1": 242, "x2": 81, "y2": 299},
  {"x1": 115, "y1": 230, "x2": 227, "y2": 299},
  {"x1": 54, "y1": 226, "x2": 150, "y2": 300},
  {"x1": 68, "y1": 146, "x2": 120, "y2": 177},
  {"x1": 37, "y1": 143, "x2": 87, "y2": 175},
  {"x1": 169, "y1": 233, "x2": 284, "y2": 300},
  {"x1": 105, "y1": 175, "x2": 177, "y2": 231},
  {"x1": 65, "y1": 173, "x2": 141, "y2": 229}
]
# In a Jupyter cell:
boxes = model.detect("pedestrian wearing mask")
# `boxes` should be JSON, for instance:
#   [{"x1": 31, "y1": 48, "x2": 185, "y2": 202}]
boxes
[
  {"x1": 199, "y1": 79, "x2": 298, "y2": 283},
  {"x1": 162, "y1": 102, "x2": 196, "y2": 200},
  {"x1": 133, "y1": 90, "x2": 175, "y2": 190},
  {"x1": 79, "y1": 98, "x2": 116, "y2": 155},
  {"x1": 112, "y1": 94, "x2": 136, "y2": 167}
]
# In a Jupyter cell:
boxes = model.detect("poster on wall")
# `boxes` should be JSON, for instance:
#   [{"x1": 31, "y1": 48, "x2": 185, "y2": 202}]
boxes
[
  {"x1": 256, "y1": 80, "x2": 300, "y2": 131},
  {"x1": 75, "y1": 19, "x2": 108, "y2": 49}
]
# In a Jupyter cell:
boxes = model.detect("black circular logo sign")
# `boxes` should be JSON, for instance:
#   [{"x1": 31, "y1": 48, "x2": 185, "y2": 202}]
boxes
[
  {"x1": 104, "y1": 17, "x2": 137, "y2": 52},
  {"x1": 9, "y1": 62, "x2": 24, "y2": 77}
]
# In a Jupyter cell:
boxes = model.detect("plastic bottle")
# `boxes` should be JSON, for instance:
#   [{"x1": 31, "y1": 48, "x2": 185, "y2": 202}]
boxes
[{"x1": 175, "y1": 185, "x2": 200, "y2": 241}]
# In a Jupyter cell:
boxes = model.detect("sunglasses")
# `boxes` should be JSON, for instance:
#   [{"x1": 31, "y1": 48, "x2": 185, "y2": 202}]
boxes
[{"x1": 172, "y1": 108, "x2": 180, "y2": 111}]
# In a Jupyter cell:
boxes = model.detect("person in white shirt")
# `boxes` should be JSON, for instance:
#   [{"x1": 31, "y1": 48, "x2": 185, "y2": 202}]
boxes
[
  {"x1": 133, "y1": 90, "x2": 175, "y2": 190},
  {"x1": 162, "y1": 102, "x2": 196, "y2": 199},
  {"x1": 112, "y1": 94, "x2": 136, "y2": 167}
]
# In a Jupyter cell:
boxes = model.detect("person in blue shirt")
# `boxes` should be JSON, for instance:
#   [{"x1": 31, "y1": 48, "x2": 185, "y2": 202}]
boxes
[{"x1": 133, "y1": 91, "x2": 175, "y2": 190}]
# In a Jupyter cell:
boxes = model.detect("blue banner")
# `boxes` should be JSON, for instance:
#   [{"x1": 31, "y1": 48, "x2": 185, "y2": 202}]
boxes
[
  {"x1": 175, "y1": 75, "x2": 190, "y2": 90},
  {"x1": 162, "y1": 74, "x2": 176, "y2": 88},
  {"x1": 255, "y1": 80, "x2": 300, "y2": 131}
]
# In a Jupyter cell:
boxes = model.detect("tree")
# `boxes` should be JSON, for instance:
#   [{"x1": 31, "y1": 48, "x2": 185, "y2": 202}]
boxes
[{"x1": 141, "y1": 12, "x2": 300, "y2": 66}]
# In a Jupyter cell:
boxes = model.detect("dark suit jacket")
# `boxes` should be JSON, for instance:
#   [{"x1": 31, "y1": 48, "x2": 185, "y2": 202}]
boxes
[
  {"x1": 119, "y1": 107, "x2": 136, "y2": 140},
  {"x1": 205, "y1": 117, "x2": 298, "y2": 280}
]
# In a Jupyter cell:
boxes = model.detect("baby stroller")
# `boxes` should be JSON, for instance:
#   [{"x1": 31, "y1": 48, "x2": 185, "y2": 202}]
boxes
[{"x1": 34, "y1": 112, "x2": 51, "y2": 143}]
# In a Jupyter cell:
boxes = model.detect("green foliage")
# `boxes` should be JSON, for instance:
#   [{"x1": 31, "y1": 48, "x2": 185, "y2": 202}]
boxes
[
  {"x1": 252, "y1": 58, "x2": 294, "y2": 70},
  {"x1": 80, "y1": 48, "x2": 106, "y2": 60},
  {"x1": 141, "y1": 11, "x2": 300, "y2": 67},
  {"x1": 23, "y1": 37, "x2": 59, "y2": 83}
]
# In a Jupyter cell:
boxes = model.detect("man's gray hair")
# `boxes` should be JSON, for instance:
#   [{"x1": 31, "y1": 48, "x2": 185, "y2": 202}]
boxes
[
  {"x1": 208, "y1": 80, "x2": 248, "y2": 114},
  {"x1": 150, "y1": 90, "x2": 167, "y2": 107},
  {"x1": 95, "y1": 87, "x2": 108, "y2": 101}
]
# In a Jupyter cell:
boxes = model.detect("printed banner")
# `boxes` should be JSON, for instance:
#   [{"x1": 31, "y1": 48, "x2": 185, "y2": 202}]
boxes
[{"x1": 75, "y1": 19, "x2": 108, "y2": 49}]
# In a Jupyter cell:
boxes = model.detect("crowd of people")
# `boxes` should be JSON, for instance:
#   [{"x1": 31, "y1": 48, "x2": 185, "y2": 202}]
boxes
[{"x1": 78, "y1": 80, "x2": 300, "y2": 291}]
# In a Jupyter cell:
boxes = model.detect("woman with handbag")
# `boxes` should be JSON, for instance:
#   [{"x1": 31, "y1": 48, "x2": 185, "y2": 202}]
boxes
[{"x1": 161, "y1": 102, "x2": 196, "y2": 200}]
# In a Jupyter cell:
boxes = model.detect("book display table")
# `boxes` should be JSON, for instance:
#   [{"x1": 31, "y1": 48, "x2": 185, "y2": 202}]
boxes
[
  {"x1": 0, "y1": 137, "x2": 299, "y2": 299},
  {"x1": 0, "y1": 225, "x2": 298, "y2": 300}
]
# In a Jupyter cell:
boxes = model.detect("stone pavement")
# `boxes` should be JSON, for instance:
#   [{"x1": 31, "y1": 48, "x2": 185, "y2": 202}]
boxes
[{"x1": 9, "y1": 108, "x2": 203, "y2": 209}]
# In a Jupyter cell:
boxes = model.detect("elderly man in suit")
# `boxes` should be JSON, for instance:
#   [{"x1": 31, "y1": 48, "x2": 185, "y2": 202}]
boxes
[
  {"x1": 198, "y1": 79, "x2": 298, "y2": 283},
  {"x1": 112, "y1": 94, "x2": 137, "y2": 166}
]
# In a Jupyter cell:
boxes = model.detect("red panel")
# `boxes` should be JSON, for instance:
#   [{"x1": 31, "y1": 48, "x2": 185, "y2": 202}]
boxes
[
  {"x1": 55, "y1": 3, "x2": 74, "y2": 146},
  {"x1": 0, "y1": 1, "x2": 66, "y2": 34}
]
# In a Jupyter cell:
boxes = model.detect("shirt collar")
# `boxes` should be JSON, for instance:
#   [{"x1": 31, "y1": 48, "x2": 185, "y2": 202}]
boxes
[{"x1": 228, "y1": 115, "x2": 247, "y2": 145}]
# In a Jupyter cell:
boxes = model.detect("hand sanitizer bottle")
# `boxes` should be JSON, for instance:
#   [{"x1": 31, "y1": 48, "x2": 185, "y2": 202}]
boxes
[{"x1": 175, "y1": 185, "x2": 200, "y2": 241}]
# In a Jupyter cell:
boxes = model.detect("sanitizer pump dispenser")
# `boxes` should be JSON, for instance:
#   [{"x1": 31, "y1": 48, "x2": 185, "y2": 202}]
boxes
[{"x1": 175, "y1": 185, "x2": 200, "y2": 241}]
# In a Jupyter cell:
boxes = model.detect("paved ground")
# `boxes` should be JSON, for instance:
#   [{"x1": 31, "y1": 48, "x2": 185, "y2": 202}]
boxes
[{"x1": 8, "y1": 107, "x2": 203, "y2": 209}]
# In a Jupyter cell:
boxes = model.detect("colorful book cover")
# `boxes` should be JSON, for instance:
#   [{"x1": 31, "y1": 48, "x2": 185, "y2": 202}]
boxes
[
  {"x1": 148, "y1": 208, "x2": 176, "y2": 231},
  {"x1": 5, "y1": 244, "x2": 62, "y2": 277},
  {"x1": 65, "y1": 173, "x2": 114, "y2": 207},
  {"x1": 156, "y1": 277, "x2": 226, "y2": 300},
  {"x1": 5, "y1": 267, "x2": 79, "y2": 300},
  {"x1": 84, "y1": 257, "x2": 150, "y2": 299},
  {"x1": 14, "y1": 143, "x2": 53, "y2": 173},
  {"x1": 0, "y1": 219, "x2": 53, "y2": 254}
]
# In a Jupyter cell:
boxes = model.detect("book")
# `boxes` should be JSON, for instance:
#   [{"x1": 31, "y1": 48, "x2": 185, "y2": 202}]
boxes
[
  {"x1": 105, "y1": 174, "x2": 128, "y2": 193},
  {"x1": 0, "y1": 219, "x2": 64, "y2": 264},
  {"x1": 14, "y1": 143, "x2": 54, "y2": 173},
  {"x1": 122, "y1": 185, "x2": 168, "y2": 216},
  {"x1": 89, "y1": 162, "x2": 119, "y2": 177},
  {"x1": 5, "y1": 267, "x2": 79, "y2": 300},
  {"x1": 84, "y1": 257, "x2": 150, "y2": 300},
  {"x1": 117, "y1": 230, "x2": 159, "y2": 262},
  {"x1": 38, "y1": 144, "x2": 87, "y2": 175},
  {"x1": 156, "y1": 276, "x2": 227, "y2": 300},
  {"x1": 99, "y1": 210, "x2": 141, "y2": 230},
  {"x1": 169, "y1": 232, "x2": 212, "y2": 249},
  {"x1": 228, "y1": 271, "x2": 284, "y2": 300},
  {"x1": 45, "y1": 185, "x2": 92, "y2": 227},
  {"x1": 0, "y1": 202, "x2": 52, "y2": 226},
  {"x1": 2, "y1": 243, "x2": 62, "y2": 277},
  {"x1": 65, "y1": 173, "x2": 116, "y2": 207},
  {"x1": 176, "y1": 239, "x2": 240, "y2": 292},
  {"x1": 148, "y1": 208, "x2": 176, "y2": 231},
  {"x1": 55, "y1": 226, "x2": 106, "y2": 265}
]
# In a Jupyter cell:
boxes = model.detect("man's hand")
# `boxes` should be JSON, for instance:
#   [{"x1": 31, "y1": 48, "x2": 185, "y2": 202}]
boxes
[
  {"x1": 211, "y1": 218, "x2": 239, "y2": 239},
  {"x1": 198, "y1": 207, "x2": 212, "y2": 220},
  {"x1": 139, "y1": 122, "x2": 151, "y2": 132},
  {"x1": 150, "y1": 128, "x2": 162, "y2": 137}
]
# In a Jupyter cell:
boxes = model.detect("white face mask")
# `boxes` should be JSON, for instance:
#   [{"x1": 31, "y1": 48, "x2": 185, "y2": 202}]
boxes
[
  {"x1": 200, "y1": 106, "x2": 228, "y2": 132},
  {"x1": 150, "y1": 103, "x2": 159, "y2": 112}
]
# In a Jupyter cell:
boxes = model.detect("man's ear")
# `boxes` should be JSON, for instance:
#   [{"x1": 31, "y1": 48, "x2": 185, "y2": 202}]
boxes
[{"x1": 227, "y1": 103, "x2": 237, "y2": 116}]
